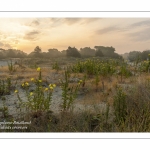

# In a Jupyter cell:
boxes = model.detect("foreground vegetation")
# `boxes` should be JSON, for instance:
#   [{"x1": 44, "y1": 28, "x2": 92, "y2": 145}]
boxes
[{"x1": 0, "y1": 56, "x2": 150, "y2": 132}]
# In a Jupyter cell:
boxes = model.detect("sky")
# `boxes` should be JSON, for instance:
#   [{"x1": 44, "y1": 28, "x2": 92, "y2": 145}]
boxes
[{"x1": 0, "y1": 18, "x2": 150, "y2": 54}]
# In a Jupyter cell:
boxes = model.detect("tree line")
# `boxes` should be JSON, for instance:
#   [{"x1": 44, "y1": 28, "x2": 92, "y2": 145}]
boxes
[
  {"x1": 123, "y1": 50, "x2": 150, "y2": 62},
  {"x1": 0, "y1": 46, "x2": 122, "y2": 59}
]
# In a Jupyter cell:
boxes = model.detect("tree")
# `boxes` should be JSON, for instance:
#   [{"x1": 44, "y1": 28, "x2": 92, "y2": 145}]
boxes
[
  {"x1": 128, "y1": 51, "x2": 141, "y2": 62},
  {"x1": 94, "y1": 46, "x2": 115, "y2": 57},
  {"x1": 61, "y1": 50, "x2": 67, "y2": 57},
  {"x1": 94, "y1": 46, "x2": 122, "y2": 59},
  {"x1": 42, "y1": 52, "x2": 49, "y2": 58},
  {"x1": 0, "y1": 52, "x2": 4, "y2": 59},
  {"x1": 66, "y1": 46, "x2": 81, "y2": 57},
  {"x1": 48, "y1": 48, "x2": 62, "y2": 57},
  {"x1": 33, "y1": 46, "x2": 42, "y2": 58},
  {"x1": 141, "y1": 50, "x2": 150, "y2": 60},
  {"x1": 16, "y1": 52, "x2": 26, "y2": 58},
  {"x1": 28, "y1": 52, "x2": 35, "y2": 58},
  {"x1": 80, "y1": 47, "x2": 95, "y2": 57},
  {"x1": 0, "y1": 49, "x2": 5, "y2": 59},
  {"x1": 34, "y1": 46, "x2": 42, "y2": 53},
  {"x1": 6, "y1": 49, "x2": 17, "y2": 58},
  {"x1": 95, "y1": 49, "x2": 104, "y2": 57}
]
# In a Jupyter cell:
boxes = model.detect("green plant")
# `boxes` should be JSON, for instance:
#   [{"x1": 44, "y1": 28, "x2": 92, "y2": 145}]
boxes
[
  {"x1": 0, "y1": 78, "x2": 12, "y2": 97},
  {"x1": 113, "y1": 87, "x2": 127, "y2": 124},
  {"x1": 15, "y1": 67, "x2": 56, "y2": 113},
  {"x1": 60, "y1": 70, "x2": 81, "y2": 111},
  {"x1": 52, "y1": 61, "x2": 60, "y2": 71},
  {"x1": 119, "y1": 62, "x2": 132, "y2": 82},
  {"x1": 7, "y1": 60, "x2": 16, "y2": 73},
  {"x1": 94, "y1": 71, "x2": 100, "y2": 92},
  {"x1": 0, "y1": 100, "x2": 9, "y2": 118},
  {"x1": 70, "y1": 58, "x2": 117, "y2": 77}
]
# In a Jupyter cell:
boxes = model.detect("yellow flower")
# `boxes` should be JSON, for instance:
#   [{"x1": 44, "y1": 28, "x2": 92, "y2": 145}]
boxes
[
  {"x1": 45, "y1": 88, "x2": 49, "y2": 91},
  {"x1": 14, "y1": 90, "x2": 18, "y2": 93},
  {"x1": 25, "y1": 82, "x2": 29, "y2": 86},
  {"x1": 50, "y1": 86, "x2": 53, "y2": 90},
  {"x1": 49, "y1": 84, "x2": 52, "y2": 87},
  {"x1": 149, "y1": 54, "x2": 150, "y2": 56},
  {"x1": 30, "y1": 92, "x2": 33, "y2": 96},
  {"x1": 31, "y1": 78, "x2": 34, "y2": 81},
  {"x1": 52, "y1": 84, "x2": 56, "y2": 88},
  {"x1": 79, "y1": 80, "x2": 83, "y2": 83},
  {"x1": 39, "y1": 80, "x2": 42, "y2": 83},
  {"x1": 22, "y1": 83, "x2": 24, "y2": 87},
  {"x1": 37, "y1": 67, "x2": 41, "y2": 72}
]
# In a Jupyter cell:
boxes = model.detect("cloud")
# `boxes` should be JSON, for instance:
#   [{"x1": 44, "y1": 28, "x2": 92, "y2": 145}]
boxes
[
  {"x1": 82, "y1": 18, "x2": 101, "y2": 24},
  {"x1": 130, "y1": 19, "x2": 150, "y2": 27},
  {"x1": 128, "y1": 27, "x2": 150, "y2": 41},
  {"x1": 0, "y1": 41, "x2": 12, "y2": 49},
  {"x1": 0, "y1": 41, "x2": 4, "y2": 47},
  {"x1": 4, "y1": 43, "x2": 12, "y2": 49},
  {"x1": 63, "y1": 18, "x2": 100, "y2": 25},
  {"x1": 96, "y1": 26, "x2": 119, "y2": 34},
  {"x1": 63, "y1": 18, "x2": 82, "y2": 25},
  {"x1": 31, "y1": 20, "x2": 40, "y2": 26},
  {"x1": 49, "y1": 18, "x2": 63, "y2": 28},
  {"x1": 50, "y1": 18, "x2": 61, "y2": 22},
  {"x1": 49, "y1": 18, "x2": 99, "y2": 26},
  {"x1": 24, "y1": 19, "x2": 40, "y2": 27},
  {"x1": 24, "y1": 30, "x2": 40, "y2": 41}
]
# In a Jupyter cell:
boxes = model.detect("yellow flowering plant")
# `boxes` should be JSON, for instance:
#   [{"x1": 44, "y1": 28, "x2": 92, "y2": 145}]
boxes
[
  {"x1": 36, "y1": 67, "x2": 41, "y2": 72},
  {"x1": 16, "y1": 67, "x2": 56, "y2": 113}
]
